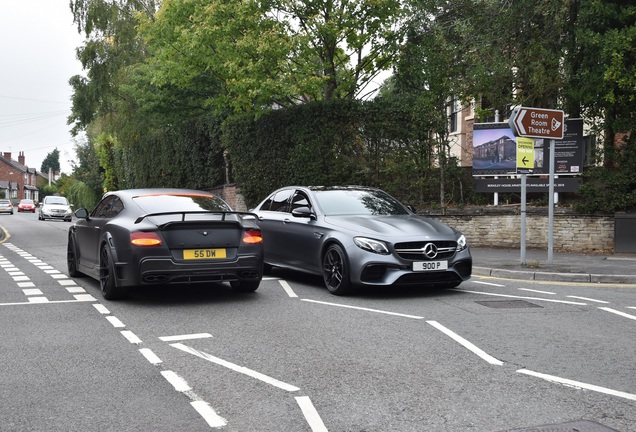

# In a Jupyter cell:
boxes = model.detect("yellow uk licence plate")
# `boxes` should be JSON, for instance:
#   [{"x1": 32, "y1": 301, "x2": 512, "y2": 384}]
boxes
[{"x1": 183, "y1": 248, "x2": 227, "y2": 260}]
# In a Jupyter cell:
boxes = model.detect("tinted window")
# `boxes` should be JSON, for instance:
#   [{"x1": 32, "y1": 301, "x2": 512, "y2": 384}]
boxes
[
  {"x1": 91, "y1": 195, "x2": 120, "y2": 218},
  {"x1": 133, "y1": 193, "x2": 232, "y2": 213},
  {"x1": 314, "y1": 190, "x2": 408, "y2": 216},
  {"x1": 269, "y1": 189, "x2": 293, "y2": 212},
  {"x1": 291, "y1": 192, "x2": 311, "y2": 211}
]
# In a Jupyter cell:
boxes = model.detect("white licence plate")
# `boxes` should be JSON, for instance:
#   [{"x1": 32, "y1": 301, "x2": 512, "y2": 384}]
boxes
[{"x1": 413, "y1": 261, "x2": 448, "y2": 272}]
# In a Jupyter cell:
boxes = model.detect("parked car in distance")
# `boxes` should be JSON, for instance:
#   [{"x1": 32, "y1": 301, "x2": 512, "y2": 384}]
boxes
[
  {"x1": 67, "y1": 188, "x2": 264, "y2": 300},
  {"x1": 252, "y1": 186, "x2": 472, "y2": 295},
  {"x1": 17, "y1": 199, "x2": 36, "y2": 213},
  {"x1": 39, "y1": 195, "x2": 73, "y2": 221},
  {"x1": 0, "y1": 199, "x2": 13, "y2": 215}
]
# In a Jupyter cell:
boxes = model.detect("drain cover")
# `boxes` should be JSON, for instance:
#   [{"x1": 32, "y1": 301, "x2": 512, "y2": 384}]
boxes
[
  {"x1": 504, "y1": 419, "x2": 618, "y2": 431},
  {"x1": 476, "y1": 300, "x2": 543, "y2": 309}
]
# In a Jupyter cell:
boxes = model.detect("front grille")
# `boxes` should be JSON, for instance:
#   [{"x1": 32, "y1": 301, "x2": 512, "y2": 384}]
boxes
[{"x1": 394, "y1": 241, "x2": 457, "y2": 261}]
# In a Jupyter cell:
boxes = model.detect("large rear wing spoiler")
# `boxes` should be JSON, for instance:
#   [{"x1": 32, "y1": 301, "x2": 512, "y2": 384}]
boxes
[{"x1": 134, "y1": 210, "x2": 258, "y2": 224}]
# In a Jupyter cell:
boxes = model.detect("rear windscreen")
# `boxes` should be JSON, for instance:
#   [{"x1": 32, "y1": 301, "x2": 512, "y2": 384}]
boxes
[{"x1": 133, "y1": 194, "x2": 232, "y2": 214}]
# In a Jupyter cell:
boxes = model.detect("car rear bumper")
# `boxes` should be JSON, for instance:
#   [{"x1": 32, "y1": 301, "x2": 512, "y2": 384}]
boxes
[{"x1": 116, "y1": 255, "x2": 264, "y2": 286}]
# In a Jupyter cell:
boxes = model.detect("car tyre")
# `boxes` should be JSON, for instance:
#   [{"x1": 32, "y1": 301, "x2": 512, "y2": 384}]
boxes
[
  {"x1": 100, "y1": 245, "x2": 126, "y2": 300},
  {"x1": 322, "y1": 244, "x2": 353, "y2": 295},
  {"x1": 230, "y1": 279, "x2": 260, "y2": 292},
  {"x1": 67, "y1": 236, "x2": 85, "y2": 278}
]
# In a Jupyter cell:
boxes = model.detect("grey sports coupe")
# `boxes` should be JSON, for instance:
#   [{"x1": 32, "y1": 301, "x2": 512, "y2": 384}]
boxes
[
  {"x1": 67, "y1": 188, "x2": 264, "y2": 300},
  {"x1": 252, "y1": 186, "x2": 472, "y2": 295}
]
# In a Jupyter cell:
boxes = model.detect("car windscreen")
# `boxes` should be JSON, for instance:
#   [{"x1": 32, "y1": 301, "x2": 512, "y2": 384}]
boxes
[
  {"x1": 314, "y1": 190, "x2": 409, "y2": 216},
  {"x1": 133, "y1": 193, "x2": 233, "y2": 221},
  {"x1": 46, "y1": 197, "x2": 69, "y2": 205}
]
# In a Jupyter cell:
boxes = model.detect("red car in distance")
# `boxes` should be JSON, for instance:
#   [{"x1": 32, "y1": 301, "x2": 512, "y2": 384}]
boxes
[{"x1": 17, "y1": 199, "x2": 36, "y2": 213}]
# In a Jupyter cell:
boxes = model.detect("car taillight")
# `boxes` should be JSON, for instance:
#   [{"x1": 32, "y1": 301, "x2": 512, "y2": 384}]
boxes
[
  {"x1": 242, "y1": 229, "x2": 263, "y2": 244},
  {"x1": 130, "y1": 231, "x2": 162, "y2": 246}
]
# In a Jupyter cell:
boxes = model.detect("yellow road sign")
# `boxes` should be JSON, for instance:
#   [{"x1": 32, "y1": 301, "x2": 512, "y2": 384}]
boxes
[{"x1": 516, "y1": 137, "x2": 535, "y2": 173}]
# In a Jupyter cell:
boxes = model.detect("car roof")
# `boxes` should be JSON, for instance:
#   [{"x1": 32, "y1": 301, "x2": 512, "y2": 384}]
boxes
[
  {"x1": 282, "y1": 185, "x2": 381, "y2": 192},
  {"x1": 103, "y1": 188, "x2": 217, "y2": 199}
]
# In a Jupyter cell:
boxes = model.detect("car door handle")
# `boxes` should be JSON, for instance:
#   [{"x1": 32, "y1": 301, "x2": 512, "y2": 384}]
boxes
[{"x1": 283, "y1": 218, "x2": 291, "y2": 224}]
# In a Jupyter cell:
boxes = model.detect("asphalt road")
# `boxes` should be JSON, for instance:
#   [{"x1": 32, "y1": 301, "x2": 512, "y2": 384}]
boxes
[{"x1": 1, "y1": 211, "x2": 635, "y2": 432}]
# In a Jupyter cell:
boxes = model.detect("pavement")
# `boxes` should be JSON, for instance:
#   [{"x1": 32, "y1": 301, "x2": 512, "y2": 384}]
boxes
[{"x1": 471, "y1": 247, "x2": 636, "y2": 284}]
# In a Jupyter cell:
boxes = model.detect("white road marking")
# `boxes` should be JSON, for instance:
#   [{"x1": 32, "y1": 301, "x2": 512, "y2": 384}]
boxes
[
  {"x1": 519, "y1": 288, "x2": 556, "y2": 295},
  {"x1": 567, "y1": 295, "x2": 609, "y2": 303},
  {"x1": 472, "y1": 280, "x2": 506, "y2": 287},
  {"x1": 66, "y1": 287, "x2": 86, "y2": 293},
  {"x1": 74, "y1": 294, "x2": 96, "y2": 301},
  {"x1": 454, "y1": 289, "x2": 588, "y2": 305},
  {"x1": 159, "y1": 333, "x2": 213, "y2": 342},
  {"x1": 0, "y1": 299, "x2": 95, "y2": 306},
  {"x1": 302, "y1": 299, "x2": 425, "y2": 320},
  {"x1": 599, "y1": 307, "x2": 636, "y2": 321},
  {"x1": 427, "y1": 320, "x2": 504, "y2": 366},
  {"x1": 279, "y1": 280, "x2": 297, "y2": 298},
  {"x1": 190, "y1": 400, "x2": 228, "y2": 428},
  {"x1": 93, "y1": 304, "x2": 110, "y2": 314},
  {"x1": 57, "y1": 279, "x2": 77, "y2": 286},
  {"x1": 106, "y1": 316, "x2": 125, "y2": 328},
  {"x1": 17, "y1": 282, "x2": 35, "y2": 288},
  {"x1": 161, "y1": 370, "x2": 192, "y2": 392},
  {"x1": 139, "y1": 348, "x2": 163, "y2": 365},
  {"x1": 296, "y1": 396, "x2": 328, "y2": 432},
  {"x1": 23, "y1": 289, "x2": 43, "y2": 296},
  {"x1": 517, "y1": 369, "x2": 636, "y2": 401},
  {"x1": 28, "y1": 297, "x2": 49, "y2": 303},
  {"x1": 121, "y1": 330, "x2": 142, "y2": 344},
  {"x1": 171, "y1": 343, "x2": 300, "y2": 392}
]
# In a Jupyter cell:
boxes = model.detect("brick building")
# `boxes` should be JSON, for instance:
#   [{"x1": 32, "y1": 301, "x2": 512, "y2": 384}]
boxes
[{"x1": 0, "y1": 151, "x2": 41, "y2": 202}]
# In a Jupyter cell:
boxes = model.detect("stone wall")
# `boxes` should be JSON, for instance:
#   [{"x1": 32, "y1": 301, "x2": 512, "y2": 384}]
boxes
[{"x1": 423, "y1": 207, "x2": 615, "y2": 253}]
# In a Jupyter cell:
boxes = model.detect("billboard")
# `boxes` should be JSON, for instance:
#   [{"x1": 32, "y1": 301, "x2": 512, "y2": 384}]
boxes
[{"x1": 472, "y1": 119, "x2": 584, "y2": 176}]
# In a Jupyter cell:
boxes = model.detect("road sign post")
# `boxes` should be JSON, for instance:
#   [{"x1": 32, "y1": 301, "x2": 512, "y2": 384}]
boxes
[{"x1": 509, "y1": 107, "x2": 565, "y2": 265}]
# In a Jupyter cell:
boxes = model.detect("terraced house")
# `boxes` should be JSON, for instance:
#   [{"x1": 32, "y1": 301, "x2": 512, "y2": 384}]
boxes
[{"x1": 0, "y1": 151, "x2": 43, "y2": 202}]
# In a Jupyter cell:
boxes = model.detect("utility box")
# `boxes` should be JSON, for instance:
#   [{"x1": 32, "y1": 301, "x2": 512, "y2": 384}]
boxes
[{"x1": 615, "y1": 213, "x2": 636, "y2": 253}]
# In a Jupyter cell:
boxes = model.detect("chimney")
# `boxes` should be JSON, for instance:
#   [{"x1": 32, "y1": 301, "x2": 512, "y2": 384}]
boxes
[
  {"x1": 18, "y1": 151, "x2": 25, "y2": 165},
  {"x1": 3, "y1": 152, "x2": 10, "y2": 160}
]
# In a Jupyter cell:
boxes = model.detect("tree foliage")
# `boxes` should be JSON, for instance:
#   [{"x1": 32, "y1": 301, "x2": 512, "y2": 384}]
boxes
[
  {"x1": 65, "y1": 0, "x2": 636, "y2": 213},
  {"x1": 40, "y1": 149, "x2": 61, "y2": 175}
]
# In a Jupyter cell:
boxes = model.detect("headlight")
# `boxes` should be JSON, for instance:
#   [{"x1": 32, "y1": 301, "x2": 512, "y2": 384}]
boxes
[
  {"x1": 456, "y1": 234, "x2": 468, "y2": 251},
  {"x1": 354, "y1": 237, "x2": 390, "y2": 255}
]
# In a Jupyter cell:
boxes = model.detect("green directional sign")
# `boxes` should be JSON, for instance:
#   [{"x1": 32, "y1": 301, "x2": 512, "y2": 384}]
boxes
[{"x1": 516, "y1": 137, "x2": 535, "y2": 174}]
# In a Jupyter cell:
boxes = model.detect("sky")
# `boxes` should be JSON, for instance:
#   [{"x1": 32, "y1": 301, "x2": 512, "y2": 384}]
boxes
[{"x1": 0, "y1": 1, "x2": 86, "y2": 174}]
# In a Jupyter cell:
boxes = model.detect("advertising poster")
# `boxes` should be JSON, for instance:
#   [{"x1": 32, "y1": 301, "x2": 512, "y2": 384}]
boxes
[{"x1": 472, "y1": 119, "x2": 584, "y2": 177}]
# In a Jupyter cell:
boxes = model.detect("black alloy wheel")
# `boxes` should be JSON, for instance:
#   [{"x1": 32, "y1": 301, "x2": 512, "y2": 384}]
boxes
[
  {"x1": 67, "y1": 236, "x2": 84, "y2": 278},
  {"x1": 322, "y1": 244, "x2": 353, "y2": 295},
  {"x1": 100, "y1": 245, "x2": 125, "y2": 300}
]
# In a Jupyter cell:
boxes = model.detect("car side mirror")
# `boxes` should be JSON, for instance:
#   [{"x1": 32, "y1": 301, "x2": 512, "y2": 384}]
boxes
[
  {"x1": 75, "y1": 208, "x2": 89, "y2": 219},
  {"x1": 291, "y1": 206, "x2": 314, "y2": 219},
  {"x1": 407, "y1": 205, "x2": 417, "y2": 213}
]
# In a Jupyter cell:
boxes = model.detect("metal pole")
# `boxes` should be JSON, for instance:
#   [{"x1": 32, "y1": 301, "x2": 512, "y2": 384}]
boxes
[
  {"x1": 520, "y1": 173, "x2": 526, "y2": 265},
  {"x1": 548, "y1": 139, "x2": 555, "y2": 264}
]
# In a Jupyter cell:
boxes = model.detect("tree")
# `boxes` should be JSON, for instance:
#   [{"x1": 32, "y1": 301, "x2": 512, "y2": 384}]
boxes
[
  {"x1": 137, "y1": 0, "x2": 406, "y2": 112},
  {"x1": 40, "y1": 149, "x2": 61, "y2": 175}
]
